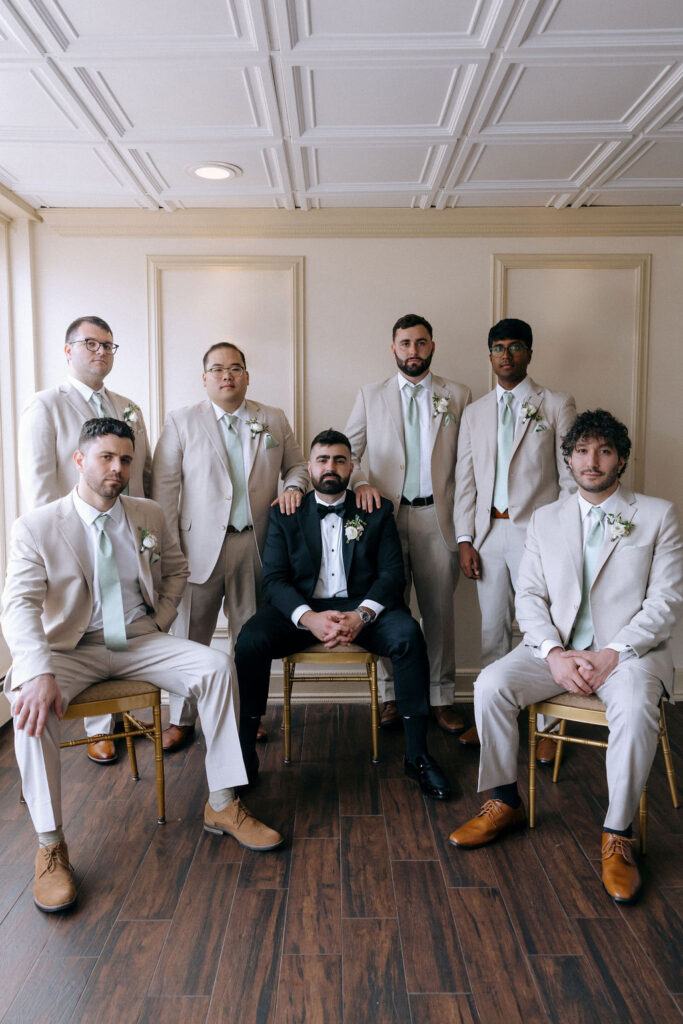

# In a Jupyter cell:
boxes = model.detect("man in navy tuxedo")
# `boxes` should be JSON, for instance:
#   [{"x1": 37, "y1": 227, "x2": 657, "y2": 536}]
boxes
[{"x1": 235, "y1": 428, "x2": 451, "y2": 799}]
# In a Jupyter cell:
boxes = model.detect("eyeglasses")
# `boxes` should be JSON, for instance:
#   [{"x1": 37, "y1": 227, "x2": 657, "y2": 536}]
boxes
[
  {"x1": 490, "y1": 343, "x2": 528, "y2": 356},
  {"x1": 206, "y1": 364, "x2": 245, "y2": 378},
  {"x1": 72, "y1": 338, "x2": 119, "y2": 354}
]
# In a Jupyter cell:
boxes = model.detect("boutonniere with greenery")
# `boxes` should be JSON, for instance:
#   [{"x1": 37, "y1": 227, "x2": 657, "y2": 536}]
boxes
[
  {"x1": 247, "y1": 417, "x2": 267, "y2": 438},
  {"x1": 521, "y1": 401, "x2": 547, "y2": 431},
  {"x1": 138, "y1": 527, "x2": 161, "y2": 564},
  {"x1": 605, "y1": 512, "x2": 634, "y2": 541},
  {"x1": 344, "y1": 515, "x2": 366, "y2": 544},
  {"x1": 122, "y1": 402, "x2": 142, "y2": 430},
  {"x1": 432, "y1": 394, "x2": 450, "y2": 418}
]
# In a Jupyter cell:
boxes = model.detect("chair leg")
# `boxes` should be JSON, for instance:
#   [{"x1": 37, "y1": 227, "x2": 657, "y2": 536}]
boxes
[
  {"x1": 123, "y1": 712, "x2": 140, "y2": 781},
  {"x1": 658, "y1": 706, "x2": 680, "y2": 809},
  {"x1": 152, "y1": 702, "x2": 166, "y2": 825},
  {"x1": 551, "y1": 720, "x2": 567, "y2": 783},
  {"x1": 283, "y1": 658, "x2": 292, "y2": 765},
  {"x1": 369, "y1": 657, "x2": 380, "y2": 764},
  {"x1": 639, "y1": 785, "x2": 648, "y2": 856},
  {"x1": 528, "y1": 706, "x2": 537, "y2": 828}
]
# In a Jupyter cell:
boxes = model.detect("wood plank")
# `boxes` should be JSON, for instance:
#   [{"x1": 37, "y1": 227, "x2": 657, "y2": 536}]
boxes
[
  {"x1": 293, "y1": 762, "x2": 339, "y2": 838},
  {"x1": 409, "y1": 994, "x2": 478, "y2": 1024},
  {"x1": 392, "y1": 860, "x2": 468, "y2": 993},
  {"x1": 118, "y1": 818, "x2": 198, "y2": 920},
  {"x1": 283, "y1": 837, "x2": 341, "y2": 954},
  {"x1": 193, "y1": 826, "x2": 245, "y2": 864},
  {"x1": 528, "y1": 954, "x2": 614, "y2": 1022},
  {"x1": 236, "y1": 794, "x2": 293, "y2": 890},
  {"x1": 276, "y1": 954, "x2": 342, "y2": 1024},
  {"x1": 163, "y1": 737, "x2": 213, "y2": 819},
  {"x1": 300, "y1": 703, "x2": 338, "y2": 763},
  {"x1": 138, "y1": 996, "x2": 211, "y2": 1024},
  {"x1": 3, "y1": 955, "x2": 95, "y2": 1024},
  {"x1": 448, "y1": 887, "x2": 546, "y2": 1023},
  {"x1": 637, "y1": 829, "x2": 683, "y2": 888},
  {"x1": 149, "y1": 861, "x2": 239, "y2": 995},
  {"x1": 575, "y1": 916, "x2": 680, "y2": 1022},
  {"x1": 341, "y1": 815, "x2": 395, "y2": 919},
  {"x1": 617, "y1": 887, "x2": 683, "y2": 992},
  {"x1": 337, "y1": 756, "x2": 380, "y2": 816},
  {"x1": 70, "y1": 920, "x2": 169, "y2": 1023},
  {"x1": 342, "y1": 918, "x2": 411, "y2": 1024},
  {"x1": 208, "y1": 888, "x2": 287, "y2": 1024},
  {"x1": 380, "y1": 778, "x2": 437, "y2": 861},
  {"x1": 338, "y1": 703, "x2": 376, "y2": 763},
  {"x1": 0, "y1": 887, "x2": 55, "y2": 1019},
  {"x1": 426, "y1": 791, "x2": 498, "y2": 889}
]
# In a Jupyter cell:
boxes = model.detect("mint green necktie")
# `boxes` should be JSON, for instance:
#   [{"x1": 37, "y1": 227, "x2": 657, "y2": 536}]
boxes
[
  {"x1": 402, "y1": 383, "x2": 423, "y2": 502},
  {"x1": 90, "y1": 392, "x2": 106, "y2": 417},
  {"x1": 492, "y1": 391, "x2": 514, "y2": 512},
  {"x1": 572, "y1": 506, "x2": 606, "y2": 650},
  {"x1": 94, "y1": 514, "x2": 128, "y2": 651},
  {"x1": 222, "y1": 415, "x2": 249, "y2": 531}
]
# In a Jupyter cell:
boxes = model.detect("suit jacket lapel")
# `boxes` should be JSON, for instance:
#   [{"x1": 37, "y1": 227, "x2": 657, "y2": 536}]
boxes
[
  {"x1": 199, "y1": 400, "x2": 231, "y2": 476},
  {"x1": 342, "y1": 491, "x2": 358, "y2": 581},
  {"x1": 243, "y1": 399, "x2": 260, "y2": 481},
  {"x1": 479, "y1": 390, "x2": 498, "y2": 473},
  {"x1": 383, "y1": 377, "x2": 405, "y2": 451},
  {"x1": 430, "y1": 378, "x2": 448, "y2": 452},
  {"x1": 120, "y1": 498, "x2": 155, "y2": 607},
  {"x1": 510, "y1": 380, "x2": 542, "y2": 458},
  {"x1": 593, "y1": 488, "x2": 638, "y2": 584},
  {"x1": 559, "y1": 494, "x2": 584, "y2": 589},
  {"x1": 56, "y1": 495, "x2": 94, "y2": 596},
  {"x1": 302, "y1": 493, "x2": 323, "y2": 581},
  {"x1": 62, "y1": 382, "x2": 96, "y2": 421}
]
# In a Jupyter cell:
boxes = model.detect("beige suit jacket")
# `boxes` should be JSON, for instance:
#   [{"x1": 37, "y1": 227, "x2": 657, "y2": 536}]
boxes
[
  {"x1": 516, "y1": 489, "x2": 683, "y2": 688},
  {"x1": 345, "y1": 373, "x2": 472, "y2": 551},
  {"x1": 1, "y1": 494, "x2": 189, "y2": 689},
  {"x1": 18, "y1": 382, "x2": 152, "y2": 508},
  {"x1": 151, "y1": 398, "x2": 308, "y2": 584},
  {"x1": 453, "y1": 378, "x2": 576, "y2": 549}
]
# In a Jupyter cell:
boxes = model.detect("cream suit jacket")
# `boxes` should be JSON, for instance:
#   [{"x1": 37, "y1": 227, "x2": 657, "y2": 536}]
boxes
[
  {"x1": 151, "y1": 398, "x2": 308, "y2": 585},
  {"x1": 516, "y1": 489, "x2": 683, "y2": 688},
  {"x1": 1, "y1": 494, "x2": 189, "y2": 690},
  {"x1": 345, "y1": 374, "x2": 472, "y2": 551},
  {"x1": 19, "y1": 382, "x2": 152, "y2": 508},
  {"x1": 453, "y1": 378, "x2": 576, "y2": 549}
]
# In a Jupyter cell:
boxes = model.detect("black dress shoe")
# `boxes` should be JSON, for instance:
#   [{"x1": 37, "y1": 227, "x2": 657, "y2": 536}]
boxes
[{"x1": 404, "y1": 754, "x2": 451, "y2": 800}]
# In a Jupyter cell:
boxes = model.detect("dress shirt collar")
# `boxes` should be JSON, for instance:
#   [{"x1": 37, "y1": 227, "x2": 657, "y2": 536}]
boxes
[
  {"x1": 397, "y1": 371, "x2": 432, "y2": 394},
  {"x1": 72, "y1": 486, "x2": 123, "y2": 526},
  {"x1": 495, "y1": 376, "x2": 532, "y2": 406},
  {"x1": 69, "y1": 375, "x2": 108, "y2": 403},
  {"x1": 577, "y1": 485, "x2": 621, "y2": 522},
  {"x1": 314, "y1": 492, "x2": 347, "y2": 509},
  {"x1": 212, "y1": 399, "x2": 247, "y2": 422}
]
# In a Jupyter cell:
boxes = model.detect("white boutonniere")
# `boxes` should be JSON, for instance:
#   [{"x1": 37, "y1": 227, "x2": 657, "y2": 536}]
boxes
[
  {"x1": 605, "y1": 512, "x2": 634, "y2": 542},
  {"x1": 344, "y1": 515, "x2": 366, "y2": 544},
  {"x1": 247, "y1": 417, "x2": 267, "y2": 438},
  {"x1": 521, "y1": 401, "x2": 547, "y2": 431},
  {"x1": 432, "y1": 394, "x2": 450, "y2": 418},
  {"x1": 122, "y1": 402, "x2": 142, "y2": 429},
  {"x1": 138, "y1": 527, "x2": 161, "y2": 564}
]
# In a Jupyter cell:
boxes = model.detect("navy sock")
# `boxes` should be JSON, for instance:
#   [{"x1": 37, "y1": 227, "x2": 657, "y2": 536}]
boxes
[
  {"x1": 493, "y1": 782, "x2": 521, "y2": 808},
  {"x1": 604, "y1": 824, "x2": 632, "y2": 838}
]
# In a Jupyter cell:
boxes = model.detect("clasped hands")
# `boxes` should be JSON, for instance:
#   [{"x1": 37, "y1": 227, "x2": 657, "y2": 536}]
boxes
[
  {"x1": 299, "y1": 609, "x2": 366, "y2": 648},
  {"x1": 546, "y1": 647, "x2": 619, "y2": 695}
]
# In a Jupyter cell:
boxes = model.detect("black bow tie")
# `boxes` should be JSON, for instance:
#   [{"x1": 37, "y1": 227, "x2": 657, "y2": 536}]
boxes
[{"x1": 317, "y1": 504, "x2": 345, "y2": 519}]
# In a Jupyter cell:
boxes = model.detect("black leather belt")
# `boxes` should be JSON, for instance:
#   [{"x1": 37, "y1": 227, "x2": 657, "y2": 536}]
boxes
[
  {"x1": 400, "y1": 495, "x2": 434, "y2": 507},
  {"x1": 227, "y1": 525, "x2": 254, "y2": 534}
]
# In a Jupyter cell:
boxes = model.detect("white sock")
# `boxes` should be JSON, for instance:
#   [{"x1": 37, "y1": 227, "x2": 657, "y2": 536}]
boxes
[
  {"x1": 38, "y1": 827, "x2": 64, "y2": 848},
  {"x1": 209, "y1": 787, "x2": 236, "y2": 812}
]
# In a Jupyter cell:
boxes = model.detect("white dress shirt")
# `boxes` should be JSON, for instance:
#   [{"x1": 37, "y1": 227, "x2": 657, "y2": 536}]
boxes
[
  {"x1": 212, "y1": 400, "x2": 254, "y2": 526},
  {"x1": 69, "y1": 376, "x2": 117, "y2": 417},
  {"x1": 398, "y1": 371, "x2": 433, "y2": 498}
]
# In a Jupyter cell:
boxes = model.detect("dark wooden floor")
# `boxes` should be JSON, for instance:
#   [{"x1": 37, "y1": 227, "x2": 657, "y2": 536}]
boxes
[{"x1": 1, "y1": 700, "x2": 682, "y2": 1023}]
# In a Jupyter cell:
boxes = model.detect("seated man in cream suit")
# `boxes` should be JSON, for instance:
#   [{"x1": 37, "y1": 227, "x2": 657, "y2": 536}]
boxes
[
  {"x1": 345, "y1": 314, "x2": 471, "y2": 733},
  {"x1": 152, "y1": 342, "x2": 308, "y2": 751},
  {"x1": 454, "y1": 319, "x2": 576, "y2": 757},
  {"x1": 18, "y1": 315, "x2": 152, "y2": 765},
  {"x1": 2, "y1": 419, "x2": 283, "y2": 914},
  {"x1": 449, "y1": 410, "x2": 683, "y2": 903}
]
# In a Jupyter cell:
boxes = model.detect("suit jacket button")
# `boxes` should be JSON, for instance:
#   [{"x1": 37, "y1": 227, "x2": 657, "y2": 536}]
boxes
[{"x1": 221, "y1": 525, "x2": 227, "y2": 531}]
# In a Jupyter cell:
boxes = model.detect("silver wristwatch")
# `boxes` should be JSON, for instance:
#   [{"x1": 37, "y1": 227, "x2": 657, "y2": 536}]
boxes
[{"x1": 356, "y1": 607, "x2": 373, "y2": 625}]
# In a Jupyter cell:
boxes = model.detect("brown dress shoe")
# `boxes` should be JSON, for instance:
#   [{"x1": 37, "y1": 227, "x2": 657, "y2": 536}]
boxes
[
  {"x1": 162, "y1": 724, "x2": 195, "y2": 753},
  {"x1": 536, "y1": 735, "x2": 558, "y2": 764},
  {"x1": 448, "y1": 798, "x2": 526, "y2": 848},
  {"x1": 601, "y1": 832, "x2": 641, "y2": 902},
  {"x1": 33, "y1": 841, "x2": 76, "y2": 912},
  {"x1": 256, "y1": 718, "x2": 268, "y2": 743},
  {"x1": 380, "y1": 700, "x2": 399, "y2": 728},
  {"x1": 204, "y1": 798, "x2": 284, "y2": 851},
  {"x1": 458, "y1": 725, "x2": 480, "y2": 747},
  {"x1": 87, "y1": 739, "x2": 117, "y2": 764},
  {"x1": 432, "y1": 705, "x2": 465, "y2": 734}
]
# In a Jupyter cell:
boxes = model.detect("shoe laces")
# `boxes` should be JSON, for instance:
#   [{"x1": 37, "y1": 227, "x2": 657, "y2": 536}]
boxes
[
  {"x1": 38, "y1": 843, "x2": 71, "y2": 878},
  {"x1": 479, "y1": 799, "x2": 507, "y2": 823},
  {"x1": 231, "y1": 799, "x2": 253, "y2": 828},
  {"x1": 603, "y1": 834, "x2": 635, "y2": 863}
]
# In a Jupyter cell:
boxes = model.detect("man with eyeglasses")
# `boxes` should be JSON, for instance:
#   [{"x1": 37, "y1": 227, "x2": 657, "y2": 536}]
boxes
[
  {"x1": 454, "y1": 319, "x2": 576, "y2": 754},
  {"x1": 18, "y1": 315, "x2": 152, "y2": 765},
  {"x1": 151, "y1": 342, "x2": 308, "y2": 753}
]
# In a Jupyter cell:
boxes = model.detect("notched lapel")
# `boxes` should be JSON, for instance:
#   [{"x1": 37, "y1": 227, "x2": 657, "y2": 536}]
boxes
[
  {"x1": 593, "y1": 490, "x2": 639, "y2": 584},
  {"x1": 430, "y1": 380, "x2": 449, "y2": 451},
  {"x1": 62, "y1": 383, "x2": 95, "y2": 421},
  {"x1": 559, "y1": 497, "x2": 583, "y2": 588},
  {"x1": 342, "y1": 492, "x2": 359, "y2": 580},
  {"x1": 243, "y1": 400, "x2": 261, "y2": 481},
  {"x1": 511, "y1": 385, "x2": 544, "y2": 458},
  {"x1": 301, "y1": 496, "x2": 323, "y2": 581},
  {"x1": 199, "y1": 401, "x2": 231, "y2": 477},
  {"x1": 56, "y1": 499, "x2": 94, "y2": 595},
  {"x1": 122, "y1": 500, "x2": 154, "y2": 607},
  {"x1": 383, "y1": 378, "x2": 405, "y2": 450}
]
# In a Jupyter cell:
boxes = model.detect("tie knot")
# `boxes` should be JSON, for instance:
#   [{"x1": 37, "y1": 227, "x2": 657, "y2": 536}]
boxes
[
  {"x1": 225, "y1": 414, "x2": 236, "y2": 429},
  {"x1": 590, "y1": 506, "x2": 606, "y2": 524},
  {"x1": 94, "y1": 513, "x2": 110, "y2": 533},
  {"x1": 318, "y1": 504, "x2": 344, "y2": 519},
  {"x1": 502, "y1": 392, "x2": 512, "y2": 408},
  {"x1": 406, "y1": 383, "x2": 423, "y2": 397}
]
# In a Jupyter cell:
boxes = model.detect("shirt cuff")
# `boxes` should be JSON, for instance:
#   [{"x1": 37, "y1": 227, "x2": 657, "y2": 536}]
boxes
[
  {"x1": 539, "y1": 639, "x2": 564, "y2": 660},
  {"x1": 292, "y1": 604, "x2": 312, "y2": 628},
  {"x1": 359, "y1": 600, "x2": 384, "y2": 619},
  {"x1": 457, "y1": 535, "x2": 473, "y2": 545}
]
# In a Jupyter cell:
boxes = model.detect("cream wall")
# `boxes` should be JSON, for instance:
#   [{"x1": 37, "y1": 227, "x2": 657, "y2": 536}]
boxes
[{"x1": 2, "y1": 211, "x2": 682, "y2": 700}]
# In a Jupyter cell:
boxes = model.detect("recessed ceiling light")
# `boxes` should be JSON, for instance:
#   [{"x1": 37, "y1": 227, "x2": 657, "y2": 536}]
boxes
[{"x1": 189, "y1": 162, "x2": 243, "y2": 181}]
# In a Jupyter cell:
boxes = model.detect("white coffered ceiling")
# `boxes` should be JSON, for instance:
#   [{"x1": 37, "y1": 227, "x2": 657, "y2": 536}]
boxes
[{"x1": 0, "y1": 0, "x2": 681, "y2": 211}]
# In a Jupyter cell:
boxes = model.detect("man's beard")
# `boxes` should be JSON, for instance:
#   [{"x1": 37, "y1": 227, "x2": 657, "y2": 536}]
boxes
[
  {"x1": 571, "y1": 465, "x2": 620, "y2": 494},
  {"x1": 314, "y1": 471, "x2": 351, "y2": 495},
  {"x1": 395, "y1": 352, "x2": 433, "y2": 378}
]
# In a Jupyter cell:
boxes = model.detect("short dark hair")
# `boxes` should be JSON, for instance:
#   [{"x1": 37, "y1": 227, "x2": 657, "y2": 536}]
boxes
[
  {"x1": 561, "y1": 409, "x2": 631, "y2": 476},
  {"x1": 309, "y1": 428, "x2": 351, "y2": 454},
  {"x1": 392, "y1": 313, "x2": 433, "y2": 340},
  {"x1": 65, "y1": 316, "x2": 113, "y2": 345},
  {"x1": 78, "y1": 417, "x2": 135, "y2": 450},
  {"x1": 202, "y1": 342, "x2": 247, "y2": 371},
  {"x1": 488, "y1": 318, "x2": 532, "y2": 350}
]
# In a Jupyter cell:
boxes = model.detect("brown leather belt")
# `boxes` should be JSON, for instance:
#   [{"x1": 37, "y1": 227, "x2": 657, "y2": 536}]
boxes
[
  {"x1": 400, "y1": 495, "x2": 434, "y2": 507},
  {"x1": 491, "y1": 508, "x2": 510, "y2": 519},
  {"x1": 227, "y1": 525, "x2": 254, "y2": 534}
]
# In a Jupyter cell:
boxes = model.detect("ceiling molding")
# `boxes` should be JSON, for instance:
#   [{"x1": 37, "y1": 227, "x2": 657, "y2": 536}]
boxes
[{"x1": 0, "y1": 182, "x2": 41, "y2": 221}]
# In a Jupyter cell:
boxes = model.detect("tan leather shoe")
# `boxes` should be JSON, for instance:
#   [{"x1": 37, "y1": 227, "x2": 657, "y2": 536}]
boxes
[
  {"x1": 204, "y1": 798, "x2": 284, "y2": 851},
  {"x1": 256, "y1": 718, "x2": 268, "y2": 743},
  {"x1": 87, "y1": 739, "x2": 117, "y2": 764},
  {"x1": 536, "y1": 735, "x2": 558, "y2": 764},
  {"x1": 432, "y1": 705, "x2": 465, "y2": 734},
  {"x1": 458, "y1": 725, "x2": 480, "y2": 747},
  {"x1": 33, "y1": 841, "x2": 76, "y2": 912},
  {"x1": 380, "y1": 700, "x2": 399, "y2": 728},
  {"x1": 448, "y1": 798, "x2": 526, "y2": 848},
  {"x1": 162, "y1": 724, "x2": 195, "y2": 753},
  {"x1": 601, "y1": 832, "x2": 641, "y2": 902}
]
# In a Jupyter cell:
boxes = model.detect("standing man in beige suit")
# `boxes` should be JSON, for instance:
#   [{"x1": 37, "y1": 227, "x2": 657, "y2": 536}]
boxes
[
  {"x1": 18, "y1": 315, "x2": 152, "y2": 765},
  {"x1": 449, "y1": 410, "x2": 683, "y2": 903},
  {"x1": 345, "y1": 313, "x2": 471, "y2": 732},
  {"x1": 152, "y1": 341, "x2": 308, "y2": 751},
  {"x1": 454, "y1": 319, "x2": 576, "y2": 754}
]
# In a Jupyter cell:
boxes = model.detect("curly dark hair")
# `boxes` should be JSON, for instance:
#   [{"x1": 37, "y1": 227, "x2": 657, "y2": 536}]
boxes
[
  {"x1": 310, "y1": 428, "x2": 351, "y2": 453},
  {"x1": 561, "y1": 409, "x2": 631, "y2": 476},
  {"x1": 78, "y1": 417, "x2": 135, "y2": 450}
]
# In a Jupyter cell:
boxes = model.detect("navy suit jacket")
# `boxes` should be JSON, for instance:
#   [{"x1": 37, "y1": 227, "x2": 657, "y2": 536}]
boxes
[{"x1": 261, "y1": 490, "x2": 405, "y2": 620}]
